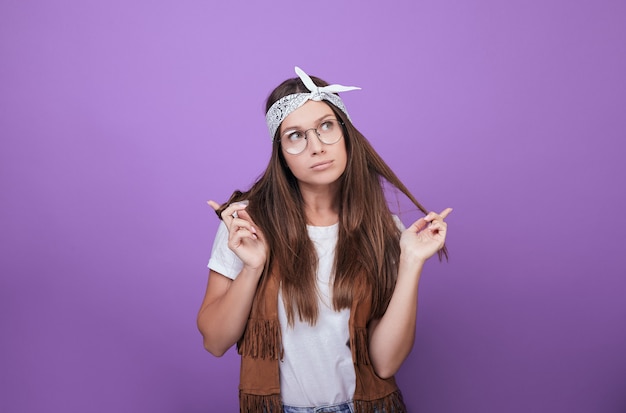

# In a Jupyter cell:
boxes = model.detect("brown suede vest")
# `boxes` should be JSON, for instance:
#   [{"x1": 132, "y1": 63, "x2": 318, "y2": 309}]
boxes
[{"x1": 237, "y1": 270, "x2": 407, "y2": 412}]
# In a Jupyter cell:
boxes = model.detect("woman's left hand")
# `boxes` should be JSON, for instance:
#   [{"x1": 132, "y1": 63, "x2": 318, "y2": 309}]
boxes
[{"x1": 400, "y1": 208, "x2": 453, "y2": 264}]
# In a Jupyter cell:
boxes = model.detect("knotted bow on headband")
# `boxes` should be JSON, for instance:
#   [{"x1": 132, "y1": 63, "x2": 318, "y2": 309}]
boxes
[{"x1": 265, "y1": 66, "x2": 361, "y2": 140}]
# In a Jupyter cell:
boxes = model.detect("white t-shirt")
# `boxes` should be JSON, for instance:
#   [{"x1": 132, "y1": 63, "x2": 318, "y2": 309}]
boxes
[{"x1": 207, "y1": 221, "x2": 354, "y2": 407}]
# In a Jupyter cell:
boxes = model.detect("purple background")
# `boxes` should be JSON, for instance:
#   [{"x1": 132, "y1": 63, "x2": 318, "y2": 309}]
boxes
[{"x1": 1, "y1": 1, "x2": 625, "y2": 412}]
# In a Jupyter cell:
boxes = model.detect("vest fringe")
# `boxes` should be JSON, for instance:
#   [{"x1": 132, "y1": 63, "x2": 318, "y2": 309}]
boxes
[
  {"x1": 239, "y1": 392, "x2": 282, "y2": 413},
  {"x1": 237, "y1": 318, "x2": 283, "y2": 360},
  {"x1": 354, "y1": 390, "x2": 407, "y2": 413},
  {"x1": 351, "y1": 327, "x2": 371, "y2": 365}
]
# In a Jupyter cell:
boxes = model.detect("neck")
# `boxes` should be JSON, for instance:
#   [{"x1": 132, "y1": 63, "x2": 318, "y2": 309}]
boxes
[{"x1": 299, "y1": 183, "x2": 339, "y2": 226}]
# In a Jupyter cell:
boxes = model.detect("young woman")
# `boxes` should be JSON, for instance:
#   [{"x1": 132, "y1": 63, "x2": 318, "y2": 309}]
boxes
[{"x1": 197, "y1": 67, "x2": 452, "y2": 413}]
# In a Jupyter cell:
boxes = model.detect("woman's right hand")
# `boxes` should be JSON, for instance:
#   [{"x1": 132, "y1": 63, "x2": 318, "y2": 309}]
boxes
[{"x1": 208, "y1": 200, "x2": 268, "y2": 271}]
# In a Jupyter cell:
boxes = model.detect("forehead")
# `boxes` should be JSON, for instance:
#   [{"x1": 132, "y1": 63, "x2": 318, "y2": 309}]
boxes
[{"x1": 280, "y1": 101, "x2": 335, "y2": 132}]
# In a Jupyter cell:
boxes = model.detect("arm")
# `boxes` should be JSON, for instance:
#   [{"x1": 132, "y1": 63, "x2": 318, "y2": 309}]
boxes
[
  {"x1": 197, "y1": 267, "x2": 263, "y2": 356},
  {"x1": 368, "y1": 208, "x2": 452, "y2": 378},
  {"x1": 197, "y1": 201, "x2": 268, "y2": 357}
]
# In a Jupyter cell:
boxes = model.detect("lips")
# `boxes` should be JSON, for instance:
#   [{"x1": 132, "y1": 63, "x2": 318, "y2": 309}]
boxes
[{"x1": 310, "y1": 160, "x2": 333, "y2": 170}]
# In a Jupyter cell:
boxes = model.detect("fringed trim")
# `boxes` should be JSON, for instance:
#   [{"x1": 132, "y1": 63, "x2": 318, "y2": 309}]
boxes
[
  {"x1": 354, "y1": 390, "x2": 407, "y2": 413},
  {"x1": 237, "y1": 319, "x2": 283, "y2": 360},
  {"x1": 239, "y1": 392, "x2": 282, "y2": 413},
  {"x1": 351, "y1": 327, "x2": 371, "y2": 365}
]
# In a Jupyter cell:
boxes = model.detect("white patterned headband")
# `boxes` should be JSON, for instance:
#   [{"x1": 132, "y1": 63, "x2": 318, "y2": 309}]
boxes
[{"x1": 265, "y1": 66, "x2": 361, "y2": 140}]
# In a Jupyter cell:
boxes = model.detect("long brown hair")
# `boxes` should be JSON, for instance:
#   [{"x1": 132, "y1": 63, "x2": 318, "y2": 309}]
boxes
[{"x1": 217, "y1": 73, "x2": 446, "y2": 326}]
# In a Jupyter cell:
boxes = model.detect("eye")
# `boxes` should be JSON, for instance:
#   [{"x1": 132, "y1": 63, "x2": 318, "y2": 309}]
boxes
[
  {"x1": 285, "y1": 131, "x2": 304, "y2": 142},
  {"x1": 319, "y1": 120, "x2": 334, "y2": 132}
]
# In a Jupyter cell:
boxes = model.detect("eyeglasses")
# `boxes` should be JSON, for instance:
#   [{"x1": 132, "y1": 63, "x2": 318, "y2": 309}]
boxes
[{"x1": 279, "y1": 118, "x2": 344, "y2": 155}]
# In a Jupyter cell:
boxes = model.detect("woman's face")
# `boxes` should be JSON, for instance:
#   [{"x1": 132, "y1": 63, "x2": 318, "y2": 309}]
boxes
[{"x1": 278, "y1": 101, "x2": 348, "y2": 192}]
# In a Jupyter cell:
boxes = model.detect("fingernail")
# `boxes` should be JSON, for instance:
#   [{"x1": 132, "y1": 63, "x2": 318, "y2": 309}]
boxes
[
  {"x1": 250, "y1": 226, "x2": 257, "y2": 234},
  {"x1": 237, "y1": 200, "x2": 249, "y2": 206}
]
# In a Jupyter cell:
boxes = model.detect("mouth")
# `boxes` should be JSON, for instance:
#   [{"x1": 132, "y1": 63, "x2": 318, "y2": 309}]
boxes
[{"x1": 310, "y1": 160, "x2": 333, "y2": 170}]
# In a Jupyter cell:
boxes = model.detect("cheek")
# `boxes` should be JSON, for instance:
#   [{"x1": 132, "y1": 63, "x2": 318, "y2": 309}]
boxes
[
  {"x1": 338, "y1": 142, "x2": 348, "y2": 170},
  {"x1": 282, "y1": 154, "x2": 297, "y2": 171},
  {"x1": 282, "y1": 155, "x2": 305, "y2": 176}
]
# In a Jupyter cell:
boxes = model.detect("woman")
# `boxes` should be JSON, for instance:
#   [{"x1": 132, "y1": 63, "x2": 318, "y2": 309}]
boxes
[{"x1": 197, "y1": 67, "x2": 452, "y2": 413}]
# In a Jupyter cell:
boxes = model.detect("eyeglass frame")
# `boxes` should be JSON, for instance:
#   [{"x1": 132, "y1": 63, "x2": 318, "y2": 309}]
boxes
[{"x1": 276, "y1": 117, "x2": 345, "y2": 155}]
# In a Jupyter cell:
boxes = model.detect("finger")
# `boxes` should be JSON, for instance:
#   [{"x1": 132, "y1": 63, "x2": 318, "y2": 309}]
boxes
[
  {"x1": 230, "y1": 217, "x2": 258, "y2": 236},
  {"x1": 221, "y1": 200, "x2": 249, "y2": 222},
  {"x1": 424, "y1": 207, "x2": 453, "y2": 223},
  {"x1": 408, "y1": 217, "x2": 428, "y2": 233},
  {"x1": 439, "y1": 207, "x2": 453, "y2": 220},
  {"x1": 428, "y1": 221, "x2": 447, "y2": 234},
  {"x1": 233, "y1": 227, "x2": 259, "y2": 241},
  {"x1": 230, "y1": 208, "x2": 254, "y2": 227},
  {"x1": 207, "y1": 200, "x2": 221, "y2": 211},
  {"x1": 228, "y1": 225, "x2": 261, "y2": 247},
  {"x1": 236, "y1": 208, "x2": 253, "y2": 222}
]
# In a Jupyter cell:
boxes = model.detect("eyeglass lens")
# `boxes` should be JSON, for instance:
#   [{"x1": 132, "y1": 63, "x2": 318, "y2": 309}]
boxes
[{"x1": 281, "y1": 119, "x2": 342, "y2": 155}]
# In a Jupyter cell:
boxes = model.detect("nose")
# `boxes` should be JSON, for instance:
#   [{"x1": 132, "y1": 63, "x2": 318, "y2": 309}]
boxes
[{"x1": 305, "y1": 129, "x2": 324, "y2": 153}]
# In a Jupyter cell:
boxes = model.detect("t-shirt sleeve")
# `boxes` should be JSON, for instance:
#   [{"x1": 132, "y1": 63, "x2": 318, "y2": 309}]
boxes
[
  {"x1": 207, "y1": 221, "x2": 244, "y2": 280},
  {"x1": 392, "y1": 214, "x2": 406, "y2": 232}
]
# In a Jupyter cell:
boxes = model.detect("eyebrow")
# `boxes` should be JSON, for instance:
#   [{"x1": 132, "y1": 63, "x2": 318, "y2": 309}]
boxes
[{"x1": 281, "y1": 114, "x2": 336, "y2": 133}]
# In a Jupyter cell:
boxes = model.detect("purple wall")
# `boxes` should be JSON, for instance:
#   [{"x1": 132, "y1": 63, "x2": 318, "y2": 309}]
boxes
[{"x1": 1, "y1": 1, "x2": 625, "y2": 412}]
